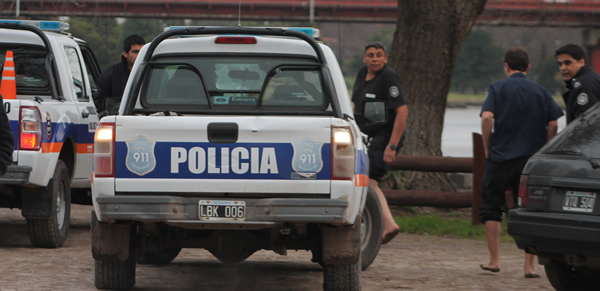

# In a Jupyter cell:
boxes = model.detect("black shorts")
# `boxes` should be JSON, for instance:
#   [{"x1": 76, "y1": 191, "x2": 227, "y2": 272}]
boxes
[
  {"x1": 479, "y1": 157, "x2": 529, "y2": 224},
  {"x1": 368, "y1": 133, "x2": 404, "y2": 182}
]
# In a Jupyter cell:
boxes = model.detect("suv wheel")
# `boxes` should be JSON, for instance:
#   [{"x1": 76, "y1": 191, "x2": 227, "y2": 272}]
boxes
[{"x1": 545, "y1": 260, "x2": 600, "y2": 291}]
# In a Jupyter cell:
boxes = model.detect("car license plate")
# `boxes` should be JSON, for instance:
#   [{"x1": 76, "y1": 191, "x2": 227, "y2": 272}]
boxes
[
  {"x1": 563, "y1": 191, "x2": 596, "y2": 213},
  {"x1": 199, "y1": 200, "x2": 246, "y2": 221}
]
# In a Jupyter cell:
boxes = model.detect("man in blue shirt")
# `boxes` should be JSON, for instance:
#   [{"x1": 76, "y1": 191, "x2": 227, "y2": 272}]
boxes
[{"x1": 479, "y1": 47, "x2": 564, "y2": 278}]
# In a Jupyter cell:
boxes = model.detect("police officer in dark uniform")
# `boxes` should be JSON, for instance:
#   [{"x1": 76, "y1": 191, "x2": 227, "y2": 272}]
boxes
[
  {"x1": 94, "y1": 34, "x2": 145, "y2": 114},
  {"x1": 556, "y1": 44, "x2": 600, "y2": 124},
  {"x1": 352, "y1": 41, "x2": 408, "y2": 245},
  {"x1": 0, "y1": 93, "x2": 14, "y2": 176}
]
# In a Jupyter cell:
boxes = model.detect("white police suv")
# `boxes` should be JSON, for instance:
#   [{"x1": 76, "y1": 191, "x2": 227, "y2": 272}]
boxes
[{"x1": 91, "y1": 27, "x2": 382, "y2": 290}]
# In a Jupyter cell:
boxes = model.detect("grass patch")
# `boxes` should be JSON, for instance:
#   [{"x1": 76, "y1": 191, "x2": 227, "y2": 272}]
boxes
[
  {"x1": 394, "y1": 214, "x2": 514, "y2": 243},
  {"x1": 447, "y1": 92, "x2": 486, "y2": 103}
]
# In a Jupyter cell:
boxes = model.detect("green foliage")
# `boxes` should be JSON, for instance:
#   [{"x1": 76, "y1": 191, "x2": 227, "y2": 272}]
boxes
[
  {"x1": 344, "y1": 27, "x2": 395, "y2": 79},
  {"x1": 451, "y1": 29, "x2": 504, "y2": 94},
  {"x1": 68, "y1": 17, "x2": 120, "y2": 71},
  {"x1": 532, "y1": 54, "x2": 564, "y2": 95},
  {"x1": 395, "y1": 214, "x2": 513, "y2": 242}
]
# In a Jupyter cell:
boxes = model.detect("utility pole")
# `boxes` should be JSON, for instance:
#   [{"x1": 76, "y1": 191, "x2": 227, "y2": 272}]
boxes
[{"x1": 309, "y1": 0, "x2": 315, "y2": 25}]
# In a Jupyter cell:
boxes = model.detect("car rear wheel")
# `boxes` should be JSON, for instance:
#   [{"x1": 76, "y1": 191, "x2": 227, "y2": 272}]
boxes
[{"x1": 544, "y1": 260, "x2": 600, "y2": 291}]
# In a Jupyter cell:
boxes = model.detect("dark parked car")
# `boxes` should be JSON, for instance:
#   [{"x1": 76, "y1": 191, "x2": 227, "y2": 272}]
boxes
[{"x1": 508, "y1": 103, "x2": 600, "y2": 291}]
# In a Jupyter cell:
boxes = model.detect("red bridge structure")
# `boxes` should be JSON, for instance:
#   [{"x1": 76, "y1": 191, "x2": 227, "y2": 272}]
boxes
[{"x1": 2, "y1": 0, "x2": 600, "y2": 26}]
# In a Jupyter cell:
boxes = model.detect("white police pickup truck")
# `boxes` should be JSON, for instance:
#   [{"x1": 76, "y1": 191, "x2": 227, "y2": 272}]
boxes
[
  {"x1": 0, "y1": 20, "x2": 101, "y2": 247},
  {"x1": 91, "y1": 27, "x2": 383, "y2": 290}
]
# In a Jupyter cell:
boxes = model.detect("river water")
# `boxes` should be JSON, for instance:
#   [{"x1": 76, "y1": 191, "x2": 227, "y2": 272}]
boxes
[{"x1": 442, "y1": 106, "x2": 567, "y2": 157}]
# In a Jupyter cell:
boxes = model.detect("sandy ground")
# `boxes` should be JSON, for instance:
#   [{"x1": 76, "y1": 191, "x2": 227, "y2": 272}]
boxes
[{"x1": 0, "y1": 204, "x2": 553, "y2": 290}]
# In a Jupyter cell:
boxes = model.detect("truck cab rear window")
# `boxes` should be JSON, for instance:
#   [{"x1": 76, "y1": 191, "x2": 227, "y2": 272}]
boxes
[
  {"x1": 0, "y1": 48, "x2": 49, "y2": 92},
  {"x1": 139, "y1": 57, "x2": 327, "y2": 111}
]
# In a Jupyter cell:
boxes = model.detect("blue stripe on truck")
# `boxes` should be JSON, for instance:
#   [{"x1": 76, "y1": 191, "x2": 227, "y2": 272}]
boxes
[{"x1": 115, "y1": 141, "x2": 333, "y2": 179}]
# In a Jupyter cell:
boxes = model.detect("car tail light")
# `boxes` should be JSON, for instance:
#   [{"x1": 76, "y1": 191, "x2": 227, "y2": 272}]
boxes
[
  {"x1": 94, "y1": 122, "x2": 115, "y2": 177},
  {"x1": 331, "y1": 127, "x2": 354, "y2": 180},
  {"x1": 19, "y1": 106, "x2": 42, "y2": 150},
  {"x1": 518, "y1": 175, "x2": 529, "y2": 207},
  {"x1": 215, "y1": 36, "x2": 257, "y2": 44}
]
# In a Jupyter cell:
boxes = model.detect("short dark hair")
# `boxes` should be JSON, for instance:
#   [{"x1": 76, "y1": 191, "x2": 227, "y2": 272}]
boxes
[
  {"x1": 504, "y1": 47, "x2": 529, "y2": 72},
  {"x1": 555, "y1": 44, "x2": 586, "y2": 61},
  {"x1": 123, "y1": 34, "x2": 145, "y2": 52},
  {"x1": 365, "y1": 41, "x2": 387, "y2": 54}
]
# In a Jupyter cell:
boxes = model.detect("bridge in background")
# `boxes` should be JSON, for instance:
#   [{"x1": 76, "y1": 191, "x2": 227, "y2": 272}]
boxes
[{"x1": 2, "y1": 0, "x2": 600, "y2": 26}]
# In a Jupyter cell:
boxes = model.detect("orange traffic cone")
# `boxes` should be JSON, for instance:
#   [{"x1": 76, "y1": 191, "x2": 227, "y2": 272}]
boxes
[{"x1": 0, "y1": 51, "x2": 16, "y2": 99}]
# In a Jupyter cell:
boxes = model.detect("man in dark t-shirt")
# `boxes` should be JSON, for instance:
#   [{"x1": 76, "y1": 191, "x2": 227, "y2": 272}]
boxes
[
  {"x1": 94, "y1": 34, "x2": 145, "y2": 114},
  {"x1": 352, "y1": 41, "x2": 408, "y2": 245},
  {"x1": 479, "y1": 47, "x2": 563, "y2": 278}
]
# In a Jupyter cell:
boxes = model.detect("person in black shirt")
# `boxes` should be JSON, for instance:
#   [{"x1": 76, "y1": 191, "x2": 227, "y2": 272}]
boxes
[
  {"x1": 352, "y1": 41, "x2": 408, "y2": 245},
  {"x1": 94, "y1": 34, "x2": 145, "y2": 114},
  {"x1": 0, "y1": 93, "x2": 14, "y2": 176},
  {"x1": 556, "y1": 44, "x2": 600, "y2": 124}
]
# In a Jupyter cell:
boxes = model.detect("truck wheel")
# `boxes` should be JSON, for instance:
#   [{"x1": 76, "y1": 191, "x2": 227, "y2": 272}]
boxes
[
  {"x1": 360, "y1": 185, "x2": 383, "y2": 270},
  {"x1": 27, "y1": 160, "x2": 71, "y2": 248},
  {"x1": 93, "y1": 213, "x2": 136, "y2": 290},
  {"x1": 323, "y1": 263, "x2": 361, "y2": 291},
  {"x1": 95, "y1": 255, "x2": 136, "y2": 290},
  {"x1": 545, "y1": 260, "x2": 600, "y2": 291},
  {"x1": 137, "y1": 247, "x2": 182, "y2": 265}
]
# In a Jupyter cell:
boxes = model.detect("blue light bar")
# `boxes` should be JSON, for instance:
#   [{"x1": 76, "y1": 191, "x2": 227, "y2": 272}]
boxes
[{"x1": 0, "y1": 20, "x2": 69, "y2": 32}]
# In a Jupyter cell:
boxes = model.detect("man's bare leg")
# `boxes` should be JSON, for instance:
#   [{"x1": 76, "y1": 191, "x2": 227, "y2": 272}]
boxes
[
  {"x1": 370, "y1": 179, "x2": 400, "y2": 237},
  {"x1": 524, "y1": 253, "x2": 537, "y2": 276},
  {"x1": 483, "y1": 220, "x2": 501, "y2": 270}
]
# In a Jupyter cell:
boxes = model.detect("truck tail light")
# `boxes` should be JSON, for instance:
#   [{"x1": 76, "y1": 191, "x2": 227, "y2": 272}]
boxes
[
  {"x1": 94, "y1": 122, "x2": 115, "y2": 177},
  {"x1": 518, "y1": 175, "x2": 529, "y2": 207},
  {"x1": 19, "y1": 106, "x2": 42, "y2": 150},
  {"x1": 331, "y1": 127, "x2": 354, "y2": 180}
]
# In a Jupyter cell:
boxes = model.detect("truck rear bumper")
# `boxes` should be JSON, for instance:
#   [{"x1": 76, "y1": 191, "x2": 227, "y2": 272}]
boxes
[
  {"x1": 95, "y1": 196, "x2": 349, "y2": 225},
  {"x1": 0, "y1": 165, "x2": 32, "y2": 185},
  {"x1": 508, "y1": 208, "x2": 600, "y2": 258}
]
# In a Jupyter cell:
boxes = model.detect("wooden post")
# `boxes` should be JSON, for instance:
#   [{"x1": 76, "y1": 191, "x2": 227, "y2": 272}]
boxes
[
  {"x1": 471, "y1": 132, "x2": 485, "y2": 225},
  {"x1": 383, "y1": 189, "x2": 471, "y2": 208}
]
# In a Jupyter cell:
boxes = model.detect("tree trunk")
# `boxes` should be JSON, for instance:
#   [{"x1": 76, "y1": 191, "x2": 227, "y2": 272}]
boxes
[{"x1": 390, "y1": 0, "x2": 487, "y2": 191}]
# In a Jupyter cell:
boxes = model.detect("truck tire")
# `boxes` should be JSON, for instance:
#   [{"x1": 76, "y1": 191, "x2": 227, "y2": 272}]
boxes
[
  {"x1": 27, "y1": 160, "x2": 71, "y2": 248},
  {"x1": 95, "y1": 255, "x2": 136, "y2": 290},
  {"x1": 93, "y1": 213, "x2": 137, "y2": 290},
  {"x1": 360, "y1": 185, "x2": 383, "y2": 270},
  {"x1": 323, "y1": 263, "x2": 361, "y2": 291},
  {"x1": 544, "y1": 260, "x2": 600, "y2": 291},
  {"x1": 137, "y1": 247, "x2": 182, "y2": 265}
]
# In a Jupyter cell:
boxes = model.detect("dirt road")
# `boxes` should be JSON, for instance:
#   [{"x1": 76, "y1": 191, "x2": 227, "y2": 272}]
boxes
[{"x1": 0, "y1": 204, "x2": 553, "y2": 290}]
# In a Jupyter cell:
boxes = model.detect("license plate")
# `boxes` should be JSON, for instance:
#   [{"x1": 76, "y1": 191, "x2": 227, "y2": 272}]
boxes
[
  {"x1": 563, "y1": 191, "x2": 596, "y2": 213},
  {"x1": 199, "y1": 200, "x2": 246, "y2": 221}
]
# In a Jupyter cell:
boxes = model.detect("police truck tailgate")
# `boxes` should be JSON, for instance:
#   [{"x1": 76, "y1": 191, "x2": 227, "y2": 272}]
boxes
[{"x1": 112, "y1": 115, "x2": 333, "y2": 194}]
